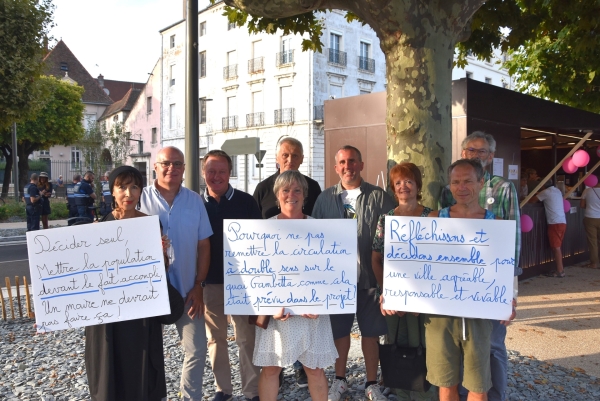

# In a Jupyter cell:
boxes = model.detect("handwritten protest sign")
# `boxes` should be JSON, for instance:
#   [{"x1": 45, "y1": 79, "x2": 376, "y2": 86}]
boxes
[
  {"x1": 26, "y1": 216, "x2": 170, "y2": 332},
  {"x1": 223, "y1": 219, "x2": 357, "y2": 315},
  {"x1": 382, "y1": 216, "x2": 516, "y2": 320}
]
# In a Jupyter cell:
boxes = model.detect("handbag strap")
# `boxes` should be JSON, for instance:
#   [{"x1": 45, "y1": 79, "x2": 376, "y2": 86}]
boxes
[{"x1": 392, "y1": 314, "x2": 425, "y2": 349}]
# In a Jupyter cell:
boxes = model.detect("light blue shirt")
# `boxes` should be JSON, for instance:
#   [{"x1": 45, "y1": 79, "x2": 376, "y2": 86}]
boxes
[{"x1": 139, "y1": 182, "x2": 213, "y2": 297}]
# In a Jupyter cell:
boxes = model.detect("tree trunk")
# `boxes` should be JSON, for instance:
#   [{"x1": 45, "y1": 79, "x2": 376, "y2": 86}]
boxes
[
  {"x1": 0, "y1": 145, "x2": 13, "y2": 198},
  {"x1": 381, "y1": 27, "x2": 456, "y2": 208},
  {"x1": 17, "y1": 143, "x2": 32, "y2": 198}
]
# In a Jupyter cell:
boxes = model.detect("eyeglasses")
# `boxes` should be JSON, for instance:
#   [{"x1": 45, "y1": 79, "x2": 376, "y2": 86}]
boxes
[
  {"x1": 156, "y1": 161, "x2": 185, "y2": 169},
  {"x1": 464, "y1": 147, "x2": 490, "y2": 157}
]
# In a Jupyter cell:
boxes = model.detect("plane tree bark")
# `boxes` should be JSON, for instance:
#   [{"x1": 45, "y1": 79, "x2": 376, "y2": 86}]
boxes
[{"x1": 225, "y1": 0, "x2": 486, "y2": 206}]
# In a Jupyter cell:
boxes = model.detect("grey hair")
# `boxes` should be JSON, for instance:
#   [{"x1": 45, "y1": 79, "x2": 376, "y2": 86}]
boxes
[
  {"x1": 461, "y1": 131, "x2": 496, "y2": 153},
  {"x1": 277, "y1": 137, "x2": 304, "y2": 155},
  {"x1": 448, "y1": 158, "x2": 485, "y2": 181},
  {"x1": 273, "y1": 170, "x2": 309, "y2": 199}
]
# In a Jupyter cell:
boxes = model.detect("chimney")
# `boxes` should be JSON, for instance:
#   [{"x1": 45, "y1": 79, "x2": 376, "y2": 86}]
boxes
[{"x1": 98, "y1": 74, "x2": 104, "y2": 88}]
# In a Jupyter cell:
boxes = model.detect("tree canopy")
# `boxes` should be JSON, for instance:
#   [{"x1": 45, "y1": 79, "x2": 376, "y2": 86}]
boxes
[
  {"x1": 14, "y1": 75, "x2": 85, "y2": 193},
  {"x1": 220, "y1": 0, "x2": 600, "y2": 204},
  {"x1": 0, "y1": 0, "x2": 54, "y2": 132}
]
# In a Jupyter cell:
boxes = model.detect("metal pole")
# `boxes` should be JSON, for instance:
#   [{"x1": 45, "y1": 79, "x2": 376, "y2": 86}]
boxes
[
  {"x1": 12, "y1": 122, "x2": 19, "y2": 201},
  {"x1": 185, "y1": 0, "x2": 199, "y2": 193},
  {"x1": 245, "y1": 154, "x2": 249, "y2": 193}
]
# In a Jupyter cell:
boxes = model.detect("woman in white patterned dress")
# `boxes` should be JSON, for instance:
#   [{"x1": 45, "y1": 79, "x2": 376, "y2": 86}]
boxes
[{"x1": 253, "y1": 170, "x2": 338, "y2": 401}]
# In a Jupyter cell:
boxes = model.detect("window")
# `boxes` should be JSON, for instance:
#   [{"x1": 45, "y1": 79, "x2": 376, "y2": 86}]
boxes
[
  {"x1": 199, "y1": 98, "x2": 207, "y2": 124},
  {"x1": 485, "y1": 77, "x2": 492, "y2": 84},
  {"x1": 329, "y1": 84, "x2": 342, "y2": 99},
  {"x1": 466, "y1": 71, "x2": 473, "y2": 79},
  {"x1": 170, "y1": 35, "x2": 175, "y2": 48},
  {"x1": 330, "y1": 33, "x2": 340, "y2": 51},
  {"x1": 360, "y1": 90, "x2": 370, "y2": 95},
  {"x1": 502, "y1": 81, "x2": 510, "y2": 89},
  {"x1": 227, "y1": 96, "x2": 237, "y2": 117},
  {"x1": 84, "y1": 114, "x2": 97, "y2": 130},
  {"x1": 278, "y1": 37, "x2": 293, "y2": 65},
  {"x1": 230, "y1": 156, "x2": 238, "y2": 177},
  {"x1": 359, "y1": 41, "x2": 373, "y2": 72},
  {"x1": 169, "y1": 104, "x2": 176, "y2": 129},
  {"x1": 170, "y1": 65, "x2": 175, "y2": 86},
  {"x1": 329, "y1": 33, "x2": 346, "y2": 66},
  {"x1": 71, "y1": 147, "x2": 81, "y2": 170},
  {"x1": 252, "y1": 91, "x2": 263, "y2": 113},
  {"x1": 199, "y1": 21, "x2": 206, "y2": 36},
  {"x1": 151, "y1": 128, "x2": 157, "y2": 144},
  {"x1": 60, "y1": 62, "x2": 68, "y2": 71},
  {"x1": 113, "y1": 115, "x2": 119, "y2": 122},
  {"x1": 228, "y1": 20, "x2": 236, "y2": 30},
  {"x1": 199, "y1": 51, "x2": 206, "y2": 78},
  {"x1": 360, "y1": 41, "x2": 370, "y2": 59},
  {"x1": 147, "y1": 96, "x2": 152, "y2": 114},
  {"x1": 39, "y1": 150, "x2": 50, "y2": 157}
]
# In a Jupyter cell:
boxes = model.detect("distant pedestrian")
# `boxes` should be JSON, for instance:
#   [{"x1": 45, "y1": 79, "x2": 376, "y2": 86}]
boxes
[{"x1": 38, "y1": 172, "x2": 52, "y2": 229}]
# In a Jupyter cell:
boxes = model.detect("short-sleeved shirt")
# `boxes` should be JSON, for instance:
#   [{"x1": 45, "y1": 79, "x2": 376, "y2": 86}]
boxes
[
  {"x1": 25, "y1": 183, "x2": 40, "y2": 205},
  {"x1": 139, "y1": 182, "x2": 213, "y2": 298},
  {"x1": 372, "y1": 207, "x2": 433, "y2": 253},
  {"x1": 536, "y1": 186, "x2": 566, "y2": 225},
  {"x1": 582, "y1": 187, "x2": 600, "y2": 218}
]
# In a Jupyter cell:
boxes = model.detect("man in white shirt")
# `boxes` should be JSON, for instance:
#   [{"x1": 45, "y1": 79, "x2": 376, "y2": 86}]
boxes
[{"x1": 531, "y1": 181, "x2": 567, "y2": 277}]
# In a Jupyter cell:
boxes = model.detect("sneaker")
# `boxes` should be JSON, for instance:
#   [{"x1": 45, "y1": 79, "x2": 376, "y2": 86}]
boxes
[
  {"x1": 295, "y1": 367, "x2": 308, "y2": 388},
  {"x1": 365, "y1": 384, "x2": 388, "y2": 401},
  {"x1": 328, "y1": 378, "x2": 348, "y2": 401},
  {"x1": 212, "y1": 392, "x2": 233, "y2": 401}
]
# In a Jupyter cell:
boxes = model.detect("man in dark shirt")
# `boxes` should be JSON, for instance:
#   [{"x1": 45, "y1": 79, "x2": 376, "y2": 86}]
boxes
[
  {"x1": 253, "y1": 137, "x2": 321, "y2": 218},
  {"x1": 24, "y1": 173, "x2": 41, "y2": 231},
  {"x1": 76, "y1": 171, "x2": 96, "y2": 220},
  {"x1": 202, "y1": 150, "x2": 262, "y2": 401}
]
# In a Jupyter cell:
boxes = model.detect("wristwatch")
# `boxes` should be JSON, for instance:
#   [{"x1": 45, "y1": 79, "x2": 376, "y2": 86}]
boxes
[{"x1": 195, "y1": 280, "x2": 206, "y2": 288}]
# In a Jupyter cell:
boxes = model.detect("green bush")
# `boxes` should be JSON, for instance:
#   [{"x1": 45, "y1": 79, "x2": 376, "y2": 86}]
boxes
[
  {"x1": 0, "y1": 199, "x2": 26, "y2": 221},
  {"x1": 48, "y1": 201, "x2": 69, "y2": 220}
]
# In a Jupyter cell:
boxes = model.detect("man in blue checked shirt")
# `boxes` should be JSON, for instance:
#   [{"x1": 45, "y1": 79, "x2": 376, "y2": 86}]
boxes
[{"x1": 440, "y1": 131, "x2": 520, "y2": 401}]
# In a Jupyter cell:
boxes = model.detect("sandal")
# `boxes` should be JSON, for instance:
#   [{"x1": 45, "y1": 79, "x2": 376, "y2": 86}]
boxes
[
  {"x1": 545, "y1": 271, "x2": 565, "y2": 278},
  {"x1": 581, "y1": 263, "x2": 599, "y2": 269}
]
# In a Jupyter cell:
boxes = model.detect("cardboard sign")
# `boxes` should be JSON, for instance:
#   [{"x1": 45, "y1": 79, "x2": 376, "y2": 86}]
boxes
[
  {"x1": 26, "y1": 216, "x2": 170, "y2": 332},
  {"x1": 382, "y1": 216, "x2": 516, "y2": 320},
  {"x1": 223, "y1": 219, "x2": 357, "y2": 315}
]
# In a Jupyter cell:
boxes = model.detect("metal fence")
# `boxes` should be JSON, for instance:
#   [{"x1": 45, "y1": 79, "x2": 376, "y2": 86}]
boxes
[
  {"x1": 0, "y1": 159, "x2": 112, "y2": 185},
  {"x1": 274, "y1": 108, "x2": 295, "y2": 125},
  {"x1": 248, "y1": 57, "x2": 264, "y2": 74}
]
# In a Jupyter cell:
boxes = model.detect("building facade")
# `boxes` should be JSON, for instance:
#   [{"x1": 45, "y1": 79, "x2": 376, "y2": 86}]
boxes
[{"x1": 157, "y1": 2, "x2": 511, "y2": 193}]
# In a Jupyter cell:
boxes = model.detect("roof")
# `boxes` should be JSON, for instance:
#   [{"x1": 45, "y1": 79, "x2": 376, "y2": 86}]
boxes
[
  {"x1": 99, "y1": 86, "x2": 144, "y2": 120},
  {"x1": 43, "y1": 40, "x2": 113, "y2": 105},
  {"x1": 98, "y1": 78, "x2": 145, "y2": 102}
]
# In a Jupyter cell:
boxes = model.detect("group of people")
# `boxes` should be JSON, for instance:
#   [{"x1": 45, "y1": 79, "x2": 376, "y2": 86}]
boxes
[{"x1": 75, "y1": 130, "x2": 523, "y2": 401}]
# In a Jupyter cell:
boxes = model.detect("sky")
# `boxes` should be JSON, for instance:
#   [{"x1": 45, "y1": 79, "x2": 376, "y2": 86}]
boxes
[{"x1": 49, "y1": 0, "x2": 210, "y2": 83}]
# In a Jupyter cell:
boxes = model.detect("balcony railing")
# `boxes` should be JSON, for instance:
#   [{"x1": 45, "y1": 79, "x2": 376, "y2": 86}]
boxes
[
  {"x1": 222, "y1": 116, "x2": 238, "y2": 131},
  {"x1": 246, "y1": 112, "x2": 265, "y2": 127},
  {"x1": 223, "y1": 64, "x2": 238, "y2": 80},
  {"x1": 358, "y1": 56, "x2": 375, "y2": 73},
  {"x1": 248, "y1": 57, "x2": 264, "y2": 74},
  {"x1": 276, "y1": 50, "x2": 294, "y2": 66},
  {"x1": 328, "y1": 48, "x2": 347, "y2": 66},
  {"x1": 274, "y1": 108, "x2": 295, "y2": 125},
  {"x1": 314, "y1": 105, "x2": 324, "y2": 121}
]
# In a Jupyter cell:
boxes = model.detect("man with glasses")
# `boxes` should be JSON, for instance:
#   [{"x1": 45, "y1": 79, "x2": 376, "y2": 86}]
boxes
[
  {"x1": 139, "y1": 146, "x2": 213, "y2": 401},
  {"x1": 440, "y1": 131, "x2": 520, "y2": 401}
]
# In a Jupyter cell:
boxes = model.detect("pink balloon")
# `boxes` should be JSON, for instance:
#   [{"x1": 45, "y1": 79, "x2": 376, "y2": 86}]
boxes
[
  {"x1": 563, "y1": 199, "x2": 571, "y2": 213},
  {"x1": 572, "y1": 150, "x2": 590, "y2": 167},
  {"x1": 584, "y1": 175, "x2": 599, "y2": 187},
  {"x1": 520, "y1": 214, "x2": 533, "y2": 233},
  {"x1": 562, "y1": 157, "x2": 578, "y2": 174}
]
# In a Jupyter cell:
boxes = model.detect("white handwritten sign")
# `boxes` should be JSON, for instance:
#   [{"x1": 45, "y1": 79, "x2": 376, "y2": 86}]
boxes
[
  {"x1": 382, "y1": 216, "x2": 516, "y2": 320},
  {"x1": 26, "y1": 216, "x2": 170, "y2": 332},
  {"x1": 223, "y1": 219, "x2": 357, "y2": 315}
]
